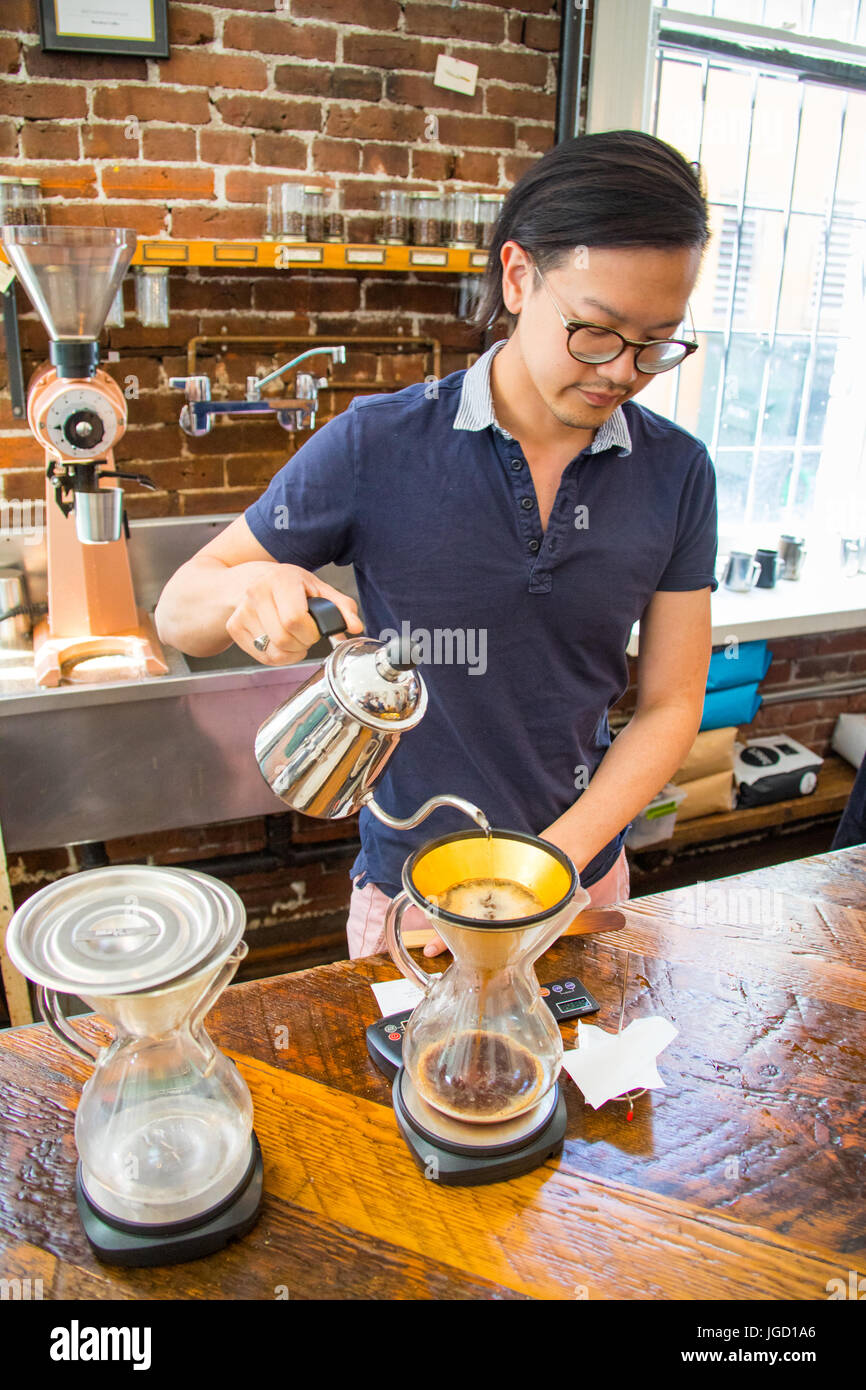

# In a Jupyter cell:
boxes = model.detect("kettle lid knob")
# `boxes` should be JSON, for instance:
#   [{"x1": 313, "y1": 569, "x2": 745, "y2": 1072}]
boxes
[{"x1": 379, "y1": 633, "x2": 421, "y2": 674}]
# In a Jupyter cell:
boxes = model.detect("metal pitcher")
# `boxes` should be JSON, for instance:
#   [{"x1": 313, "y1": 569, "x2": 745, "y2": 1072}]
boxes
[
  {"x1": 255, "y1": 597, "x2": 489, "y2": 834},
  {"x1": 722, "y1": 551, "x2": 761, "y2": 592},
  {"x1": 778, "y1": 534, "x2": 807, "y2": 581}
]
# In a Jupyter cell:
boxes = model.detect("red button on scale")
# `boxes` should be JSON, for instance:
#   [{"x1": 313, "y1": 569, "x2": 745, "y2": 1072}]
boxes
[
  {"x1": 388, "y1": 1032, "x2": 401, "y2": 1041},
  {"x1": 540, "y1": 987, "x2": 550, "y2": 996}
]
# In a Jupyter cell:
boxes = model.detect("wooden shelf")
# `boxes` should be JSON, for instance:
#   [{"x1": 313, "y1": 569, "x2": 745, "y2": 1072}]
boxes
[
  {"x1": 668, "y1": 753, "x2": 856, "y2": 849},
  {"x1": 130, "y1": 239, "x2": 489, "y2": 273},
  {"x1": 0, "y1": 240, "x2": 487, "y2": 273}
]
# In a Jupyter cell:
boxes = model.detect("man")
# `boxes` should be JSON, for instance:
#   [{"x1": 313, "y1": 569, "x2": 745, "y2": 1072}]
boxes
[{"x1": 155, "y1": 130, "x2": 718, "y2": 959}]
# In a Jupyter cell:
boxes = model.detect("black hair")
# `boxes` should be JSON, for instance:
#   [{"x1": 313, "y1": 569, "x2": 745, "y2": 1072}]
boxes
[{"x1": 469, "y1": 130, "x2": 709, "y2": 333}]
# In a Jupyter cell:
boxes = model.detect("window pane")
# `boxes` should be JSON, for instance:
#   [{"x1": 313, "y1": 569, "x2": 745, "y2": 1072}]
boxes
[
  {"x1": 692, "y1": 203, "x2": 737, "y2": 331},
  {"x1": 719, "y1": 335, "x2": 770, "y2": 445},
  {"x1": 745, "y1": 75, "x2": 800, "y2": 211},
  {"x1": 791, "y1": 450, "x2": 822, "y2": 522},
  {"x1": 677, "y1": 331, "x2": 725, "y2": 443},
  {"x1": 777, "y1": 214, "x2": 824, "y2": 334},
  {"x1": 655, "y1": 55, "x2": 705, "y2": 163},
  {"x1": 835, "y1": 92, "x2": 866, "y2": 220},
  {"x1": 791, "y1": 85, "x2": 844, "y2": 215},
  {"x1": 809, "y1": 0, "x2": 859, "y2": 39},
  {"x1": 761, "y1": 0, "x2": 811, "y2": 28},
  {"x1": 701, "y1": 65, "x2": 753, "y2": 204},
  {"x1": 818, "y1": 219, "x2": 865, "y2": 334},
  {"x1": 804, "y1": 341, "x2": 837, "y2": 445},
  {"x1": 762, "y1": 338, "x2": 809, "y2": 444},
  {"x1": 711, "y1": 0, "x2": 765, "y2": 21},
  {"x1": 731, "y1": 211, "x2": 785, "y2": 332},
  {"x1": 752, "y1": 449, "x2": 794, "y2": 523},
  {"x1": 714, "y1": 449, "x2": 752, "y2": 525},
  {"x1": 657, "y1": 0, "x2": 714, "y2": 13},
  {"x1": 636, "y1": 363, "x2": 678, "y2": 423}
]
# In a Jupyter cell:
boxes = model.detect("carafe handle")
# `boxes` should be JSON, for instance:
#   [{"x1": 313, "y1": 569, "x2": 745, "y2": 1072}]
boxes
[
  {"x1": 37, "y1": 986, "x2": 101, "y2": 1065},
  {"x1": 384, "y1": 891, "x2": 434, "y2": 995},
  {"x1": 189, "y1": 941, "x2": 249, "y2": 1038}
]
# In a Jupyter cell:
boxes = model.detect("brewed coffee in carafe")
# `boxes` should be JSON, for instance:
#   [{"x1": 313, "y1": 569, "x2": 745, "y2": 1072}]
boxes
[{"x1": 385, "y1": 830, "x2": 592, "y2": 1125}]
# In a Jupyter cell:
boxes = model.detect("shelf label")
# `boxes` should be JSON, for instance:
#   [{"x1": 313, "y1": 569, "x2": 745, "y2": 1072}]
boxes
[
  {"x1": 142, "y1": 242, "x2": 188, "y2": 262},
  {"x1": 469, "y1": 251, "x2": 489, "y2": 268},
  {"x1": 213, "y1": 243, "x2": 258, "y2": 262},
  {"x1": 273, "y1": 245, "x2": 324, "y2": 266},
  {"x1": 410, "y1": 249, "x2": 449, "y2": 267},
  {"x1": 345, "y1": 247, "x2": 386, "y2": 265}
]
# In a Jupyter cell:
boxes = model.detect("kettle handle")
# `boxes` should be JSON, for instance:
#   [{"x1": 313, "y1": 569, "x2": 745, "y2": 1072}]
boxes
[
  {"x1": 384, "y1": 891, "x2": 434, "y2": 995},
  {"x1": 308, "y1": 595, "x2": 350, "y2": 638},
  {"x1": 37, "y1": 985, "x2": 101, "y2": 1065}
]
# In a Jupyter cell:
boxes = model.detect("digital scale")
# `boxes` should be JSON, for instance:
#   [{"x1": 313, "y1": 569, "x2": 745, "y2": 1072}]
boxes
[
  {"x1": 75, "y1": 1134, "x2": 264, "y2": 1268},
  {"x1": 366, "y1": 976, "x2": 599, "y2": 1186}
]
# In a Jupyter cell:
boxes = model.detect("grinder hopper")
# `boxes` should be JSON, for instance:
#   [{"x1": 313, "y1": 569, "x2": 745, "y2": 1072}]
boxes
[{"x1": 2, "y1": 224, "x2": 136, "y2": 379}]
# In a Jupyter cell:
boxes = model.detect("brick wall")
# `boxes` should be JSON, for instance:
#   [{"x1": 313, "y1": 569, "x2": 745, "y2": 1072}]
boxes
[
  {"x1": 0, "y1": 0, "x2": 576, "y2": 514},
  {"x1": 614, "y1": 627, "x2": 866, "y2": 756}
]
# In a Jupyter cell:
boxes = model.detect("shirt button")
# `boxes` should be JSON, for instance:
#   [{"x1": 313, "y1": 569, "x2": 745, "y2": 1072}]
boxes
[
  {"x1": 528, "y1": 539, "x2": 540, "y2": 553},
  {"x1": 510, "y1": 458, "x2": 523, "y2": 471},
  {"x1": 520, "y1": 497, "x2": 534, "y2": 510}
]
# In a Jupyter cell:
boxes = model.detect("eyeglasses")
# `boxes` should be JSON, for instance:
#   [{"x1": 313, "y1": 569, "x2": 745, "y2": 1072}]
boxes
[{"x1": 533, "y1": 264, "x2": 699, "y2": 375}]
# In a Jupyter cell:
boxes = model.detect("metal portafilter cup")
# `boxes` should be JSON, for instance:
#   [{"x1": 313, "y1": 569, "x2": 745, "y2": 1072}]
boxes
[
  {"x1": 75, "y1": 488, "x2": 124, "y2": 544},
  {"x1": 0, "y1": 567, "x2": 31, "y2": 648}
]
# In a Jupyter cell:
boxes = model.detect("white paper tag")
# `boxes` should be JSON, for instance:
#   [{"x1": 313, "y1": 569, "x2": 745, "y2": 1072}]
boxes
[
  {"x1": 0, "y1": 263, "x2": 15, "y2": 295},
  {"x1": 371, "y1": 977, "x2": 424, "y2": 1016},
  {"x1": 433, "y1": 53, "x2": 479, "y2": 96},
  {"x1": 561, "y1": 1016, "x2": 678, "y2": 1109}
]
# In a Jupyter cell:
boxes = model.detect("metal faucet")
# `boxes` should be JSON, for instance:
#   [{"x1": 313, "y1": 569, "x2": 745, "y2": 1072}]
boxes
[{"x1": 170, "y1": 345, "x2": 347, "y2": 436}]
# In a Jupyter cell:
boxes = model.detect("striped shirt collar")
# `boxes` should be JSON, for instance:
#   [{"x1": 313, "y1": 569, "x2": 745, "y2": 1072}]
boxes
[{"x1": 452, "y1": 338, "x2": 632, "y2": 456}]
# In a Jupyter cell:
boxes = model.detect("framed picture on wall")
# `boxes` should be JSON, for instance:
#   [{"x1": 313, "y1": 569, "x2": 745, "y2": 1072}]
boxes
[{"x1": 38, "y1": 0, "x2": 170, "y2": 58}]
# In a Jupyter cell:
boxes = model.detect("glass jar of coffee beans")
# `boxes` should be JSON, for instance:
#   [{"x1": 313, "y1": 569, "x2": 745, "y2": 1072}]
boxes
[
  {"x1": 379, "y1": 188, "x2": 408, "y2": 245},
  {"x1": 266, "y1": 183, "x2": 305, "y2": 242},
  {"x1": 410, "y1": 191, "x2": 443, "y2": 247},
  {"x1": 303, "y1": 185, "x2": 326, "y2": 243},
  {"x1": 0, "y1": 177, "x2": 45, "y2": 227},
  {"x1": 325, "y1": 187, "x2": 345, "y2": 243},
  {"x1": 449, "y1": 191, "x2": 480, "y2": 249},
  {"x1": 477, "y1": 193, "x2": 505, "y2": 249}
]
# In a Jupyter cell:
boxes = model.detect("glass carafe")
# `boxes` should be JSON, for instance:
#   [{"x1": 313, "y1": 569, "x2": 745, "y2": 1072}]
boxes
[
  {"x1": 40, "y1": 944, "x2": 254, "y2": 1225},
  {"x1": 6, "y1": 864, "x2": 255, "y2": 1231},
  {"x1": 385, "y1": 830, "x2": 591, "y2": 1124}
]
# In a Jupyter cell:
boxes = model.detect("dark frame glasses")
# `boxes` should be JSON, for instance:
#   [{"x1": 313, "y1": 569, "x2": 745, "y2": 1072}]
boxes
[{"x1": 534, "y1": 264, "x2": 699, "y2": 375}]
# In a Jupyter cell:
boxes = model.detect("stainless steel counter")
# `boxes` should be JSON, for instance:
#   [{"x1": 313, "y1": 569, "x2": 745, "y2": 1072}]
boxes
[{"x1": 0, "y1": 515, "x2": 359, "y2": 851}]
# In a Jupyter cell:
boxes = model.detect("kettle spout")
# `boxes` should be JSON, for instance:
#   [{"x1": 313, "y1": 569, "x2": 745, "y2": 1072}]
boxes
[{"x1": 361, "y1": 792, "x2": 491, "y2": 835}]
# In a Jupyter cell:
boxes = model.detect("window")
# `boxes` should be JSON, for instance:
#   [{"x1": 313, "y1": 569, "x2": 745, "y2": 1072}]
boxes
[{"x1": 626, "y1": 2, "x2": 866, "y2": 541}]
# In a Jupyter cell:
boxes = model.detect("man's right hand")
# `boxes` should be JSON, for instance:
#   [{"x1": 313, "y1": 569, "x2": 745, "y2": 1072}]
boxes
[
  {"x1": 226, "y1": 562, "x2": 364, "y2": 665},
  {"x1": 154, "y1": 515, "x2": 364, "y2": 661}
]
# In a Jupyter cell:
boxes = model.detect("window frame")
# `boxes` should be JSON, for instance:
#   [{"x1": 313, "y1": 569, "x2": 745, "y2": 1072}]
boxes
[{"x1": 585, "y1": 0, "x2": 866, "y2": 546}]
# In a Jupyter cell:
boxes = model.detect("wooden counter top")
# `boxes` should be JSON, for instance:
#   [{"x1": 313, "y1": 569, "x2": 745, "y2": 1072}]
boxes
[{"x1": 1, "y1": 846, "x2": 864, "y2": 1301}]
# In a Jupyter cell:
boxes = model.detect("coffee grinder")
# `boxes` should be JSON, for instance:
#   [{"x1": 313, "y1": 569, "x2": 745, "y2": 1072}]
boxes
[{"x1": 1, "y1": 225, "x2": 167, "y2": 686}]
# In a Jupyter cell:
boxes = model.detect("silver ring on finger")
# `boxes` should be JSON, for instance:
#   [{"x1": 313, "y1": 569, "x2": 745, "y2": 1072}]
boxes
[{"x1": 253, "y1": 633, "x2": 271, "y2": 653}]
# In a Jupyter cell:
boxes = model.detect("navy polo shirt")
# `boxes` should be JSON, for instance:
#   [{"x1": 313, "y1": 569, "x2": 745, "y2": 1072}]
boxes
[{"x1": 245, "y1": 352, "x2": 718, "y2": 897}]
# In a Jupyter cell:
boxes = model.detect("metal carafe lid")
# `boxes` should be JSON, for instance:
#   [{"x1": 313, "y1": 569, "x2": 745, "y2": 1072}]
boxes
[
  {"x1": 5, "y1": 865, "x2": 246, "y2": 995},
  {"x1": 328, "y1": 631, "x2": 427, "y2": 729}
]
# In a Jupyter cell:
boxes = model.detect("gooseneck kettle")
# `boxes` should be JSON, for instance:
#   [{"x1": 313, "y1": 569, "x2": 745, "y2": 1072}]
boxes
[{"x1": 255, "y1": 597, "x2": 490, "y2": 833}]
